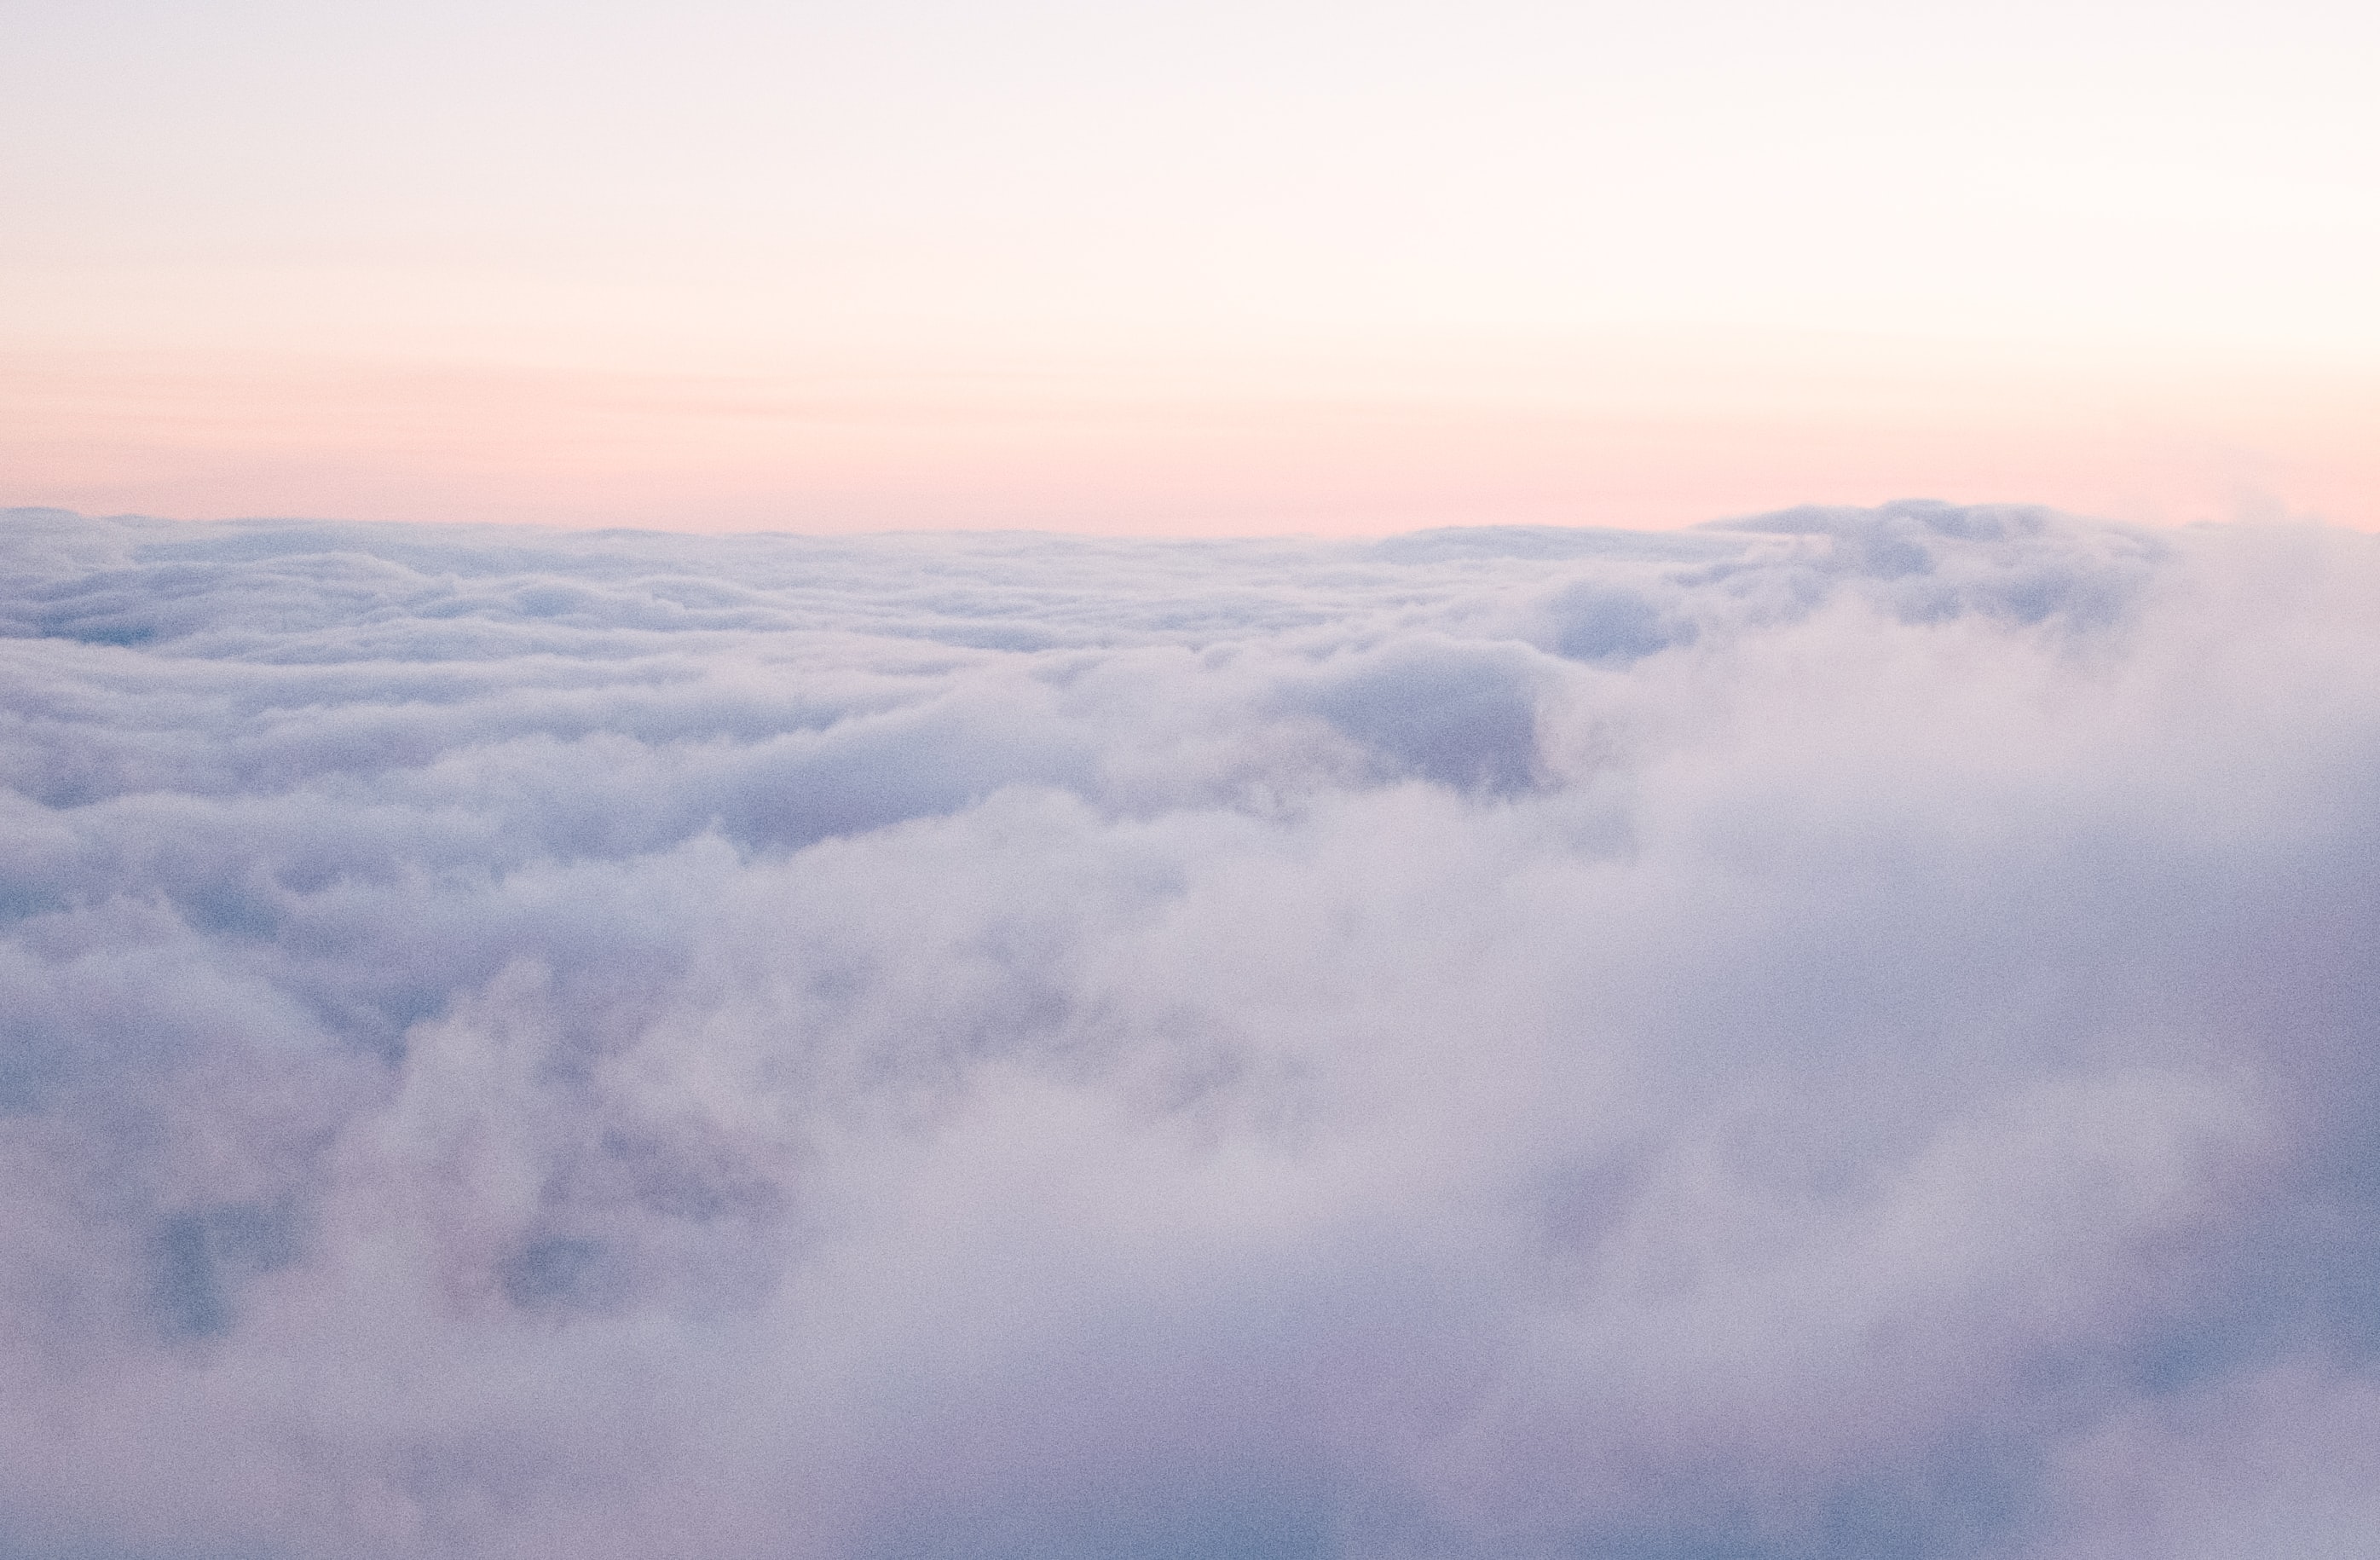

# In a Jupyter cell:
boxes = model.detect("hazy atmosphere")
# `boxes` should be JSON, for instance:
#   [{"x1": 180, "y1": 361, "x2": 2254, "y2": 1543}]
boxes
[
  {"x1": 9, "y1": 0, "x2": 2378, "y2": 1554},
  {"x1": 6, "y1": 502, "x2": 2379, "y2": 1557},
  {"x1": 8, "y1": 0, "x2": 2378, "y2": 532}
]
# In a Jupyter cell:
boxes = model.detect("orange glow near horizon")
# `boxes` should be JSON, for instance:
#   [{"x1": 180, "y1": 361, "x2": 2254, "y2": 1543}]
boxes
[{"x1": 9, "y1": 333, "x2": 2375, "y2": 534}]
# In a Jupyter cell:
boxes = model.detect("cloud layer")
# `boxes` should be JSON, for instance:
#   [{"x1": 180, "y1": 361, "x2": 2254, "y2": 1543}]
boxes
[{"x1": 3, "y1": 501, "x2": 2377, "y2": 1559}]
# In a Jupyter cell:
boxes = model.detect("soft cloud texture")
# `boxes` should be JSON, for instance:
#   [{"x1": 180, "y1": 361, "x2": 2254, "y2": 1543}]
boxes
[{"x1": 2, "y1": 501, "x2": 2377, "y2": 1559}]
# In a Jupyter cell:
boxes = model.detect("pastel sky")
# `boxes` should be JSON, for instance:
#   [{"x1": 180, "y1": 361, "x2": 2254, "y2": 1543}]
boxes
[{"x1": 7, "y1": 0, "x2": 2377, "y2": 533}]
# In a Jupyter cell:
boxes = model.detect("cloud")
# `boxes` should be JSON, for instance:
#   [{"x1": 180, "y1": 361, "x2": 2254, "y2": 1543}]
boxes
[{"x1": 1, "y1": 500, "x2": 2377, "y2": 1559}]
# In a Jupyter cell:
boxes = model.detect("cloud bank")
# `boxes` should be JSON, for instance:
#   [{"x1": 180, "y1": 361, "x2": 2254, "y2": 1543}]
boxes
[{"x1": 3, "y1": 501, "x2": 2377, "y2": 1560}]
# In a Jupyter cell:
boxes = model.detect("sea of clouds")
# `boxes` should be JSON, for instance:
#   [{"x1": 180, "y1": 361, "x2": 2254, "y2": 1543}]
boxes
[{"x1": 3, "y1": 500, "x2": 2378, "y2": 1560}]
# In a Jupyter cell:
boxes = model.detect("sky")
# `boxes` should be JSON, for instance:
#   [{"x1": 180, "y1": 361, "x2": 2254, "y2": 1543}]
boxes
[
  {"x1": 6, "y1": 500, "x2": 2380, "y2": 1559},
  {"x1": 7, "y1": 0, "x2": 2379, "y2": 532}
]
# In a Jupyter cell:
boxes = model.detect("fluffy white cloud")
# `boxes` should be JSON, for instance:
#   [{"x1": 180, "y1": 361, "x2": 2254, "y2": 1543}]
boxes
[{"x1": 1, "y1": 500, "x2": 2376, "y2": 1559}]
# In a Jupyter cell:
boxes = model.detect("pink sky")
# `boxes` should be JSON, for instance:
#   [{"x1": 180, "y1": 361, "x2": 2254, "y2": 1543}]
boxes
[
  {"x1": 7, "y1": 0, "x2": 2377, "y2": 534},
  {"x1": 14, "y1": 334, "x2": 2372, "y2": 534}
]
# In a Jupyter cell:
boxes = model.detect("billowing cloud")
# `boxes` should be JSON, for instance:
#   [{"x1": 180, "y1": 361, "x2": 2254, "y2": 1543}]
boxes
[{"x1": 2, "y1": 500, "x2": 2377, "y2": 1560}]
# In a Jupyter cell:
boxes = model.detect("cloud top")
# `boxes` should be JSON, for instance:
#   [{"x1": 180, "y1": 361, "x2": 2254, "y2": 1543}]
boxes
[{"x1": 3, "y1": 501, "x2": 2377, "y2": 1559}]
